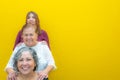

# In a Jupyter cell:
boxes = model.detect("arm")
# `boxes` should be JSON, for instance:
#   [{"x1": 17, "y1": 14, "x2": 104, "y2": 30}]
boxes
[
  {"x1": 44, "y1": 45, "x2": 56, "y2": 69},
  {"x1": 43, "y1": 65, "x2": 54, "y2": 74},
  {"x1": 6, "y1": 68, "x2": 15, "y2": 74},
  {"x1": 38, "y1": 44, "x2": 56, "y2": 80},
  {"x1": 6, "y1": 68, "x2": 17, "y2": 80},
  {"x1": 38, "y1": 65, "x2": 54, "y2": 80}
]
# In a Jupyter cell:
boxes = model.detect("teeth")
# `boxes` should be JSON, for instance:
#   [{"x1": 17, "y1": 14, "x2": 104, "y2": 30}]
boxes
[{"x1": 22, "y1": 67, "x2": 29, "y2": 70}]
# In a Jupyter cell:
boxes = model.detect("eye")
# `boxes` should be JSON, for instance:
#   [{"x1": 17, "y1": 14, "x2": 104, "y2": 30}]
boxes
[
  {"x1": 24, "y1": 34, "x2": 28, "y2": 37},
  {"x1": 30, "y1": 34, "x2": 33, "y2": 36},
  {"x1": 18, "y1": 59, "x2": 23, "y2": 62},
  {"x1": 27, "y1": 16, "x2": 30, "y2": 19},
  {"x1": 32, "y1": 16, "x2": 36, "y2": 19},
  {"x1": 27, "y1": 58, "x2": 32, "y2": 61}
]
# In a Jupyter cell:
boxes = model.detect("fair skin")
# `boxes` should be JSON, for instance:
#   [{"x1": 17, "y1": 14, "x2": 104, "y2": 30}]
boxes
[
  {"x1": 22, "y1": 27, "x2": 38, "y2": 47},
  {"x1": 7, "y1": 26, "x2": 53, "y2": 80},
  {"x1": 27, "y1": 13, "x2": 36, "y2": 25},
  {"x1": 17, "y1": 51, "x2": 38, "y2": 80}
]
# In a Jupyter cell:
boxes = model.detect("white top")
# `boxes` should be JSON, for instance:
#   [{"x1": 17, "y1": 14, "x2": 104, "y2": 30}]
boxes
[{"x1": 5, "y1": 42, "x2": 56, "y2": 71}]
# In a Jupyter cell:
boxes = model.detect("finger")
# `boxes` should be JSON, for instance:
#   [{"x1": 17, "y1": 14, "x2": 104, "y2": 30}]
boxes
[
  {"x1": 38, "y1": 77, "x2": 41, "y2": 80},
  {"x1": 9, "y1": 77, "x2": 12, "y2": 80},
  {"x1": 8, "y1": 75, "x2": 12, "y2": 80},
  {"x1": 38, "y1": 76, "x2": 42, "y2": 80},
  {"x1": 11, "y1": 77, "x2": 14, "y2": 80},
  {"x1": 11, "y1": 75, "x2": 16, "y2": 80},
  {"x1": 39, "y1": 75, "x2": 44, "y2": 80},
  {"x1": 43, "y1": 73, "x2": 47, "y2": 79},
  {"x1": 14, "y1": 75, "x2": 17, "y2": 80},
  {"x1": 13, "y1": 76, "x2": 16, "y2": 80},
  {"x1": 37, "y1": 73, "x2": 41, "y2": 80},
  {"x1": 42, "y1": 75, "x2": 47, "y2": 80}
]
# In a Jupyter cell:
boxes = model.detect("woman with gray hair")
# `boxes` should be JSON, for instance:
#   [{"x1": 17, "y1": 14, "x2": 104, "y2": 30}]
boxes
[
  {"x1": 13, "y1": 47, "x2": 39, "y2": 72},
  {"x1": 12, "y1": 47, "x2": 40, "y2": 80}
]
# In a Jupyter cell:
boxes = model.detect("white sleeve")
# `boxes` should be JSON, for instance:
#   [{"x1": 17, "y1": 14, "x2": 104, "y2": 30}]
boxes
[
  {"x1": 43, "y1": 45, "x2": 56, "y2": 69},
  {"x1": 4, "y1": 46, "x2": 20, "y2": 71}
]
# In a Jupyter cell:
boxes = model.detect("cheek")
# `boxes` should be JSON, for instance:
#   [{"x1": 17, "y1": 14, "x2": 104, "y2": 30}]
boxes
[
  {"x1": 34, "y1": 36, "x2": 38, "y2": 40},
  {"x1": 31, "y1": 61, "x2": 35, "y2": 66},
  {"x1": 34, "y1": 62, "x2": 36, "y2": 67},
  {"x1": 23, "y1": 38, "x2": 27, "y2": 42},
  {"x1": 31, "y1": 61, "x2": 36, "y2": 68},
  {"x1": 31, "y1": 36, "x2": 37, "y2": 40},
  {"x1": 26, "y1": 19, "x2": 29, "y2": 23},
  {"x1": 17, "y1": 62, "x2": 21, "y2": 69},
  {"x1": 34, "y1": 34, "x2": 38, "y2": 39},
  {"x1": 33, "y1": 19, "x2": 36, "y2": 22},
  {"x1": 23, "y1": 36, "x2": 28, "y2": 39},
  {"x1": 17, "y1": 61, "x2": 22, "y2": 66}
]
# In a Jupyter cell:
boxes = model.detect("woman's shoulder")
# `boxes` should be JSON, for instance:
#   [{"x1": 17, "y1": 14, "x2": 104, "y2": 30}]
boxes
[
  {"x1": 18, "y1": 30, "x2": 22, "y2": 33},
  {"x1": 40, "y1": 29, "x2": 47, "y2": 34},
  {"x1": 15, "y1": 42, "x2": 25, "y2": 49}
]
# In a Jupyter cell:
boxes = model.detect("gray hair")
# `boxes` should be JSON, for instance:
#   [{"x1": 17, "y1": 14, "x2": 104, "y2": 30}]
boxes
[{"x1": 13, "y1": 47, "x2": 38, "y2": 71}]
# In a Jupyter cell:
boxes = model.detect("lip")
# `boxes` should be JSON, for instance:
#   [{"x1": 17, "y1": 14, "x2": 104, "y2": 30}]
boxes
[
  {"x1": 28, "y1": 21, "x2": 35, "y2": 24},
  {"x1": 21, "y1": 66, "x2": 29, "y2": 71}
]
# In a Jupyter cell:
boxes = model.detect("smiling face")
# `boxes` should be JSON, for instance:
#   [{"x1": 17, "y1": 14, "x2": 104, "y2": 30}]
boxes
[
  {"x1": 17, "y1": 51, "x2": 36, "y2": 75},
  {"x1": 25, "y1": 11, "x2": 41, "y2": 34},
  {"x1": 26, "y1": 13, "x2": 36, "y2": 25},
  {"x1": 22, "y1": 26, "x2": 38, "y2": 47}
]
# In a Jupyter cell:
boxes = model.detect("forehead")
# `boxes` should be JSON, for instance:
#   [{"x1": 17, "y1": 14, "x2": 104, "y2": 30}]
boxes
[
  {"x1": 20, "y1": 51, "x2": 33, "y2": 58},
  {"x1": 23, "y1": 27, "x2": 35, "y2": 34},
  {"x1": 28, "y1": 13, "x2": 35, "y2": 17}
]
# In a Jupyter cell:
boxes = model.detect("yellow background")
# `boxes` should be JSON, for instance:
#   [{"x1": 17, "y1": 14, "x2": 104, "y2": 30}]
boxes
[{"x1": 0, "y1": 0, "x2": 120, "y2": 80}]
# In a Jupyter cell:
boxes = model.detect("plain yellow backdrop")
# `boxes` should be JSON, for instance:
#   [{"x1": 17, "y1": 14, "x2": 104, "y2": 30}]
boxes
[{"x1": 0, "y1": 0, "x2": 120, "y2": 80}]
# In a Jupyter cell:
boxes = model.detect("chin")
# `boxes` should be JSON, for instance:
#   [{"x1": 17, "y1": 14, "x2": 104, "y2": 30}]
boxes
[
  {"x1": 26, "y1": 44, "x2": 34, "y2": 47},
  {"x1": 29, "y1": 22, "x2": 35, "y2": 25},
  {"x1": 21, "y1": 72, "x2": 30, "y2": 75},
  {"x1": 19, "y1": 70, "x2": 28, "y2": 74}
]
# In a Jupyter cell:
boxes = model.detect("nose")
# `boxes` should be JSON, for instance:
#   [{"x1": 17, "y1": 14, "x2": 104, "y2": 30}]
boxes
[
  {"x1": 29, "y1": 18, "x2": 32, "y2": 20},
  {"x1": 29, "y1": 17, "x2": 33, "y2": 20},
  {"x1": 22, "y1": 60, "x2": 28, "y2": 65},
  {"x1": 26, "y1": 35, "x2": 31, "y2": 39}
]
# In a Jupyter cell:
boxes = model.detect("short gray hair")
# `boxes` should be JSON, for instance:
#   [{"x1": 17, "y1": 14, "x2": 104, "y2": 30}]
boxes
[{"x1": 13, "y1": 47, "x2": 38, "y2": 71}]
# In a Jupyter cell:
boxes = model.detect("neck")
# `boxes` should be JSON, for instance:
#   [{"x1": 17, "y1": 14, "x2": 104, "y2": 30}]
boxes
[
  {"x1": 26, "y1": 41, "x2": 38, "y2": 47},
  {"x1": 33, "y1": 41, "x2": 38, "y2": 46},
  {"x1": 18, "y1": 71, "x2": 37, "y2": 80}
]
